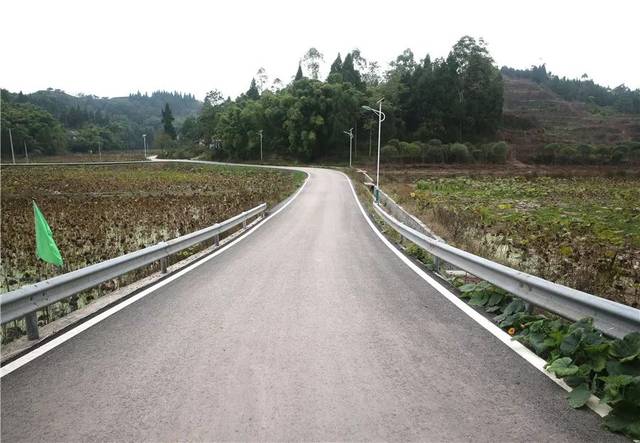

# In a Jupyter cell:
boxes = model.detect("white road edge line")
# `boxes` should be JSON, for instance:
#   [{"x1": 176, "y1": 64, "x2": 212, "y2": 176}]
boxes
[
  {"x1": 342, "y1": 173, "x2": 611, "y2": 418},
  {"x1": 1, "y1": 175, "x2": 309, "y2": 378}
]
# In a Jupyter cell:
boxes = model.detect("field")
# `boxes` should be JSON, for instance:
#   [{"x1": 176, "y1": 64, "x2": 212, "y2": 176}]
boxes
[
  {"x1": 1, "y1": 163, "x2": 304, "y2": 293},
  {"x1": 381, "y1": 170, "x2": 640, "y2": 307}
]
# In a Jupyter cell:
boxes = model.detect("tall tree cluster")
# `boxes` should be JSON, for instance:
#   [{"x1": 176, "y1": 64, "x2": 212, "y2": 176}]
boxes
[{"x1": 188, "y1": 36, "x2": 504, "y2": 161}]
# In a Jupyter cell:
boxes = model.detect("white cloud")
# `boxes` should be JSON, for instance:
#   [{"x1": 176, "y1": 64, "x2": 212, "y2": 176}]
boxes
[{"x1": 2, "y1": 0, "x2": 638, "y2": 100}]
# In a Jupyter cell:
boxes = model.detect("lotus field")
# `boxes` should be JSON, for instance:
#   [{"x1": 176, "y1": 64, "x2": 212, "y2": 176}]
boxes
[
  {"x1": 1, "y1": 163, "x2": 304, "y2": 293},
  {"x1": 385, "y1": 174, "x2": 640, "y2": 307}
]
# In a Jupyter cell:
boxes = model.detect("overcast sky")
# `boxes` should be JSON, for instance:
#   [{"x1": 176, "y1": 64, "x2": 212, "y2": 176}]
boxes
[{"x1": 2, "y1": 0, "x2": 639, "y2": 100}]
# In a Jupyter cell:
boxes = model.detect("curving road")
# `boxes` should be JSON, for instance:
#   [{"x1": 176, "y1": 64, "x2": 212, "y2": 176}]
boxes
[{"x1": 0, "y1": 168, "x2": 622, "y2": 442}]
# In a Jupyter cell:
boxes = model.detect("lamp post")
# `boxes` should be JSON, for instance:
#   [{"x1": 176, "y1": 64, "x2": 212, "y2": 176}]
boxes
[
  {"x1": 258, "y1": 130, "x2": 263, "y2": 161},
  {"x1": 361, "y1": 98, "x2": 385, "y2": 201},
  {"x1": 8, "y1": 128, "x2": 15, "y2": 164},
  {"x1": 142, "y1": 134, "x2": 147, "y2": 159},
  {"x1": 343, "y1": 128, "x2": 353, "y2": 168}
]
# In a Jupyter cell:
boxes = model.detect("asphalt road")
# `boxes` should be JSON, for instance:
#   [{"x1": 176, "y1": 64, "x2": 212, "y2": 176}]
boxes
[{"x1": 1, "y1": 168, "x2": 623, "y2": 442}]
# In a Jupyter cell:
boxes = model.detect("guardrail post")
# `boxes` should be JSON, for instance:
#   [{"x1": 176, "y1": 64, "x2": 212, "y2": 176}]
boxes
[
  {"x1": 214, "y1": 234, "x2": 219, "y2": 247},
  {"x1": 25, "y1": 312, "x2": 39, "y2": 340},
  {"x1": 434, "y1": 256, "x2": 441, "y2": 273},
  {"x1": 242, "y1": 218, "x2": 247, "y2": 229},
  {"x1": 160, "y1": 257, "x2": 168, "y2": 274}
]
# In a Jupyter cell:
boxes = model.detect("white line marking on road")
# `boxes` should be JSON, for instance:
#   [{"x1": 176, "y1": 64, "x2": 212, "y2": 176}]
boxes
[
  {"x1": 342, "y1": 173, "x2": 611, "y2": 418},
  {"x1": 1, "y1": 175, "x2": 309, "y2": 378}
]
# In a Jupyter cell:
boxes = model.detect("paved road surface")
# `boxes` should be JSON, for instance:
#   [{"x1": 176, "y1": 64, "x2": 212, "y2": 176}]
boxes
[{"x1": 1, "y1": 168, "x2": 622, "y2": 442}]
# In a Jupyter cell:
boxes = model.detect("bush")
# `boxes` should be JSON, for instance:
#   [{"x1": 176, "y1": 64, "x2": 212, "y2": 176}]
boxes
[
  {"x1": 449, "y1": 143, "x2": 471, "y2": 163},
  {"x1": 427, "y1": 138, "x2": 442, "y2": 146},
  {"x1": 415, "y1": 180, "x2": 430, "y2": 190},
  {"x1": 577, "y1": 144, "x2": 593, "y2": 163},
  {"x1": 401, "y1": 142, "x2": 421, "y2": 161},
  {"x1": 557, "y1": 146, "x2": 578, "y2": 164},
  {"x1": 387, "y1": 138, "x2": 400, "y2": 148},
  {"x1": 536, "y1": 143, "x2": 561, "y2": 163},
  {"x1": 489, "y1": 141, "x2": 509, "y2": 163},
  {"x1": 381, "y1": 144, "x2": 398, "y2": 158},
  {"x1": 424, "y1": 145, "x2": 445, "y2": 163}
]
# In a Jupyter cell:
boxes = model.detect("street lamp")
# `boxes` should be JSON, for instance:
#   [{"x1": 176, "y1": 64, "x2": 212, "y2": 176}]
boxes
[
  {"x1": 142, "y1": 134, "x2": 147, "y2": 159},
  {"x1": 361, "y1": 98, "x2": 385, "y2": 201},
  {"x1": 258, "y1": 129, "x2": 263, "y2": 161},
  {"x1": 343, "y1": 128, "x2": 353, "y2": 168}
]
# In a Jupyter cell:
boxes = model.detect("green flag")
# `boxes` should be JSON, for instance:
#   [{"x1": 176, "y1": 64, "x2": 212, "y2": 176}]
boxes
[{"x1": 33, "y1": 200, "x2": 63, "y2": 267}]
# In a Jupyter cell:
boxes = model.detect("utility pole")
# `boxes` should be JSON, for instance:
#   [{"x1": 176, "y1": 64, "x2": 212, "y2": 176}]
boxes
[
  {"x1": 362, "y1": 98, "x2": 385, "y2": 201},
  {"x1": 258, "y1": 130, "x2": 263, "y2": 161},
  {"x1": 23, "y1": 140, "x2": 29, "y2": 163},
  {"x1": 354, "y1": 120, "x2": 358, "y2": 160},
  {"x1": 343, "y1": 128, "x2": 353, "y2": 168},
  {"x1": 142, "y1": 134, "x2": 147, "y2": 159},
  {"x1": 8, "y1": 128, "x2": 15, "y2": 164},
  {"x1": 98, "y1": 141, "x2": 102, "y2": 162}
]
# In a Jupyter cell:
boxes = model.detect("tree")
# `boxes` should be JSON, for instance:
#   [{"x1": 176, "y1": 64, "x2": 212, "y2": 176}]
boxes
[
  {"x1": 341, "y1": 53, "x2": 363, "y2": 89},
  {"x1": 302, "y1": 47, "x2": 324, "y2": 80},
  {"x1": 1, "y1": 102, "x2": 67, "y2": 156},
  {"x1": 294, "y1": 64, "x2": 304, "y2": 81},
  {"x1": 255, "y1": 67, "x2": 268, "y2": 92},
  {"x1": 329, "y1": 53, "x2": 343, "y2": 76},
  {"x1": 246, "y1": 78, "x2": 260, "y2": 100},
  {"x1": 161, "y1": 103, "x2": 177, "y2": 139}
]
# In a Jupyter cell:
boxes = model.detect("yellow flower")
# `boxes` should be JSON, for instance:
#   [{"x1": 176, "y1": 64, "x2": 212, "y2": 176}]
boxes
[
  {"x1": 507, "y1": 327, "x2": 516, "y2": 336},
  {"x1": 410, "y1": 192, "x2": 416, "y2": 198}
]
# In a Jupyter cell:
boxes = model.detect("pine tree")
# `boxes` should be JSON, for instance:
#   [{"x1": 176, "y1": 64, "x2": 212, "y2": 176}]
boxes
[
  {"x1": 161, "y1": 103, "x2": 177, "y2": 139},
  {"x1": 295, "y1": 64, "x2": 304, "y2": 81},
  {"x1": 329, "y1": 53, "x2": 343, "y2": 75},
  {"x1": 246, "y1": 78, "x2": 260, "y2": 100},
  {"x1": 341, "y1": 53, "x2": 362, "y2": 88}
]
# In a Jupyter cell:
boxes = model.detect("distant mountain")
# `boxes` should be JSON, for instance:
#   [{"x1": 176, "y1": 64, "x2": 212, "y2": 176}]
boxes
[
  {"x1": 1, "y1": 88, "x2": 202, "y2": 155},
  {"x1": 8, "y1": 88, "x2": 201, "y2": 127}
]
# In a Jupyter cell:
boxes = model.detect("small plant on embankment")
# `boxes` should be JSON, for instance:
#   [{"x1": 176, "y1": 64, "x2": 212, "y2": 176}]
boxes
[{"x1": 454, "y1": 279, "x2": 640, "y2": 439}]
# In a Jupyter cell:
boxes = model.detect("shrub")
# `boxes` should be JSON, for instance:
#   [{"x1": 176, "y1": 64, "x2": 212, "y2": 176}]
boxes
[
  {"x1": 536, "y1": 143, "x2": 561, "y2": 163},
  {"x1": 424, "y1": 145, "x2": 445, "y2": 163},
  {"x1": 489, "y1": 142, "x2": 509, "y2": 163},
  {"x1": 427, "y1": 138, "x2": 443, "y2": 146},
  {"x1": 577, "y1": 144, "x2": 593, "y2": 163},
  {"x1": 557, "y1": 146, "x2": 578, "y2": 164},
  {"x1": 402, "y1": 142, "x2": 421, "y2": 161},
  {"x1": 449, "y1": 143, "x2": 471, "y2": 163},
  {"x1": 415, "y1": 180, "x2": 430, "y2": 190},
  {"x1": 386, "y1": 138, "x2": 401, "y2": 148},
  {"x1": 381, "y1": 144, "x2": 398, "y2": 158}
]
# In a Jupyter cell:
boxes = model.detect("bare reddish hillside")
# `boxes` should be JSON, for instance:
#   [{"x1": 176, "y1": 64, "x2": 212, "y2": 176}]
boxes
[{"x1": 499, "y1": 76, "x2": 640, "y2": 161}]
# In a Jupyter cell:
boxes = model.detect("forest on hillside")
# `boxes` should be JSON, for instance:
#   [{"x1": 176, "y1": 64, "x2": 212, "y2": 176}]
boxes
[
  {"x1": 2, "y1": 35, "x2": 638, "y2": 164},
  {"x1": 172, "y1": 36, "x2": 504, "y2": 162},
  {"x1": 501, "y1": 65, "x2": 640, "y2": 114},
  {"x1": 0, "y1": 89, "x2": 201, "y2": 156}
]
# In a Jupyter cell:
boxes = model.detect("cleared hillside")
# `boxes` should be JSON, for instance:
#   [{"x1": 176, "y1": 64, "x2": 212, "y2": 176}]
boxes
[{"x1": 499, "y1": 76, "x2": 640, "y2": 161}]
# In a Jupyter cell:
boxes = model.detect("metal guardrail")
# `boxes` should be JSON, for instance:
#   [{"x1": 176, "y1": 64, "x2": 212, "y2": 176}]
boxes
[
  {"x1": 372, "y1": 199, "x2": 640, "y2": 339},
  {"x1": 0, "y1": 203, "x2": 267, "y2": 340}
]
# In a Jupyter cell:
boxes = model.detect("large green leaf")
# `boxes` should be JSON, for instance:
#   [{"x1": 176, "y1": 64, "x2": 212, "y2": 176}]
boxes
[
  {"x1": 610, "y1": 332, "x2": 640, "y2": 363},
  {"x1": 599, "y1": 375, "x2": 639, "y2": 404},
  {"x1": 603, "y1": 401, "x2": 640, "y2": 439},
  {"x1": 606, "y1": 360, "x2": 640, "y2": 377},
  {"x1": 469, "y1": 292, "x2": 490, "y2": 306},
  {"x1": 547, "y1": 357, "x2": 580, "y2": 377},
  {"x1": 567, "y1": 384, "x2": 592, "y2": 408},
  {"x1": 560, "y1": 329, "x2": 583, "y2": 356}
]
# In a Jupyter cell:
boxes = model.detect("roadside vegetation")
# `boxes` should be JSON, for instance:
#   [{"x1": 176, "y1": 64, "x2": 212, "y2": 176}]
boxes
[
  {"x1": 349, "y1": 173, "x2": 640, "y2": 439},
  {"x1": 383, "y1": 174, "x2": 639, "y2": 308},
  {"x1": 448, "y1": 277, "x2": 639, "y2": 440},
  {"x1": 0, "y1": 163, "x2": 304, "y2": 341}
]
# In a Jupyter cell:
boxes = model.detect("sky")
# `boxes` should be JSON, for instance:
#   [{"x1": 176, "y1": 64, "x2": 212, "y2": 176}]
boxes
[{"x1": 2, "y1": 0, "x2": 639, "y2": 100}]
